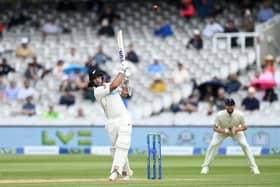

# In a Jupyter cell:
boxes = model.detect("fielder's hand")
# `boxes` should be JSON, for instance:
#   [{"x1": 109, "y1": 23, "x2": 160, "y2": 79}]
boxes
[{"x1": 231, "y1": 126, "x2": 239, "y2": 135}]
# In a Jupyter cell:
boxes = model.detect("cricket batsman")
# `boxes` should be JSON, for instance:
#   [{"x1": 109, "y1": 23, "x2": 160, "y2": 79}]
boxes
[
  {"x1": 201, "y1": 98, "x2": 260, "y2": 174},
  {"x1": 88, "y1": 62, "x2": 133, "y2": 181}
]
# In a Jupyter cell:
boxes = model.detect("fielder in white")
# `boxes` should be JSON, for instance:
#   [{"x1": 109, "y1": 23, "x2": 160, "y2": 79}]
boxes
[
  {"x1": 88, "y1": 61, "x2": 133, "y2": 181},
  {"x1": 201, "y1": 98, "x2": 260, "y2": 174}
]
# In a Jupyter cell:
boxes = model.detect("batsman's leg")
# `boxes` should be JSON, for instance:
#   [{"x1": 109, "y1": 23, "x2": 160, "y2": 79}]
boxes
[
  {"x1": 202, "y1": 132, "x2": 227, "y2": 169},
  {"x1": 232, "y1": 132, "x2": 259, "y2": 172}
]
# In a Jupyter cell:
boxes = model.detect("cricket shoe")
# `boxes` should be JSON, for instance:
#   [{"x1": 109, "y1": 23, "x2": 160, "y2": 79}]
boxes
[
  {"x1": 108, "y1": 171, "x2": 119, "y2": 181},
  {"x1": 122, "y1": 169, "x2": 133, "y2": 181},
  {"x1": 200, "y1": 166, "x2": 209, "y2": 174},
  {"x1": 251, "y1": 167, "x2": 260, "y2": 175}
]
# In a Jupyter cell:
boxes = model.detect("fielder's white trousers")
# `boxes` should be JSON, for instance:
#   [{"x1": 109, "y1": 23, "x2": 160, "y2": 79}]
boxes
[
  {"x1": 105, "y1": 115, "x2": 132, "y2": 175},
  {"x1": 202, "y1": 132, "x2": 258, "y2": 169}
]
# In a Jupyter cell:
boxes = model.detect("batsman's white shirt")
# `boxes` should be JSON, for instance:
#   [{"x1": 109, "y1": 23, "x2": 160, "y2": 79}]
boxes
[{"x1": 94, "y1": 83, "x2": 128, "y2": 119}]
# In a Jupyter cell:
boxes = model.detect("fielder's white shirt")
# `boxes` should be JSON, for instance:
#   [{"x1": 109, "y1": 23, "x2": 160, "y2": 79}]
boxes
[{"x1": 94, "y1": 83, "x2": 128, "y2": 119}]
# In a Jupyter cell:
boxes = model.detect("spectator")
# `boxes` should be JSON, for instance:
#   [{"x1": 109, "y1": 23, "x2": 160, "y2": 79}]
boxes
[
  {"x1": 7, "y1": 12, "x2": 30, "y2": 30},
  {"x1": 180, "y1": 0, "x2": 195, "y2": 19},
  {"x1": 126, "y1": 43, "x2": 139, "y2": 64},
  {"x1": 264, "y1": 54, "x2": 275, "y2": 74},
  {"x1": 59, "y1": 75, "x2": 74, "y2": 92},
  {"x1": 69, "y1": 68, "x2": 82, "y2": 83},
  {"x1": 98, "y1": 18, "x2": 115, "y2": 37},
  {"x1": 200, "y1": 85, "x2": 215, "y2": 102},
  {"x1": 59, "y1": 88, "x2": 75, "y2": 106},
  {"x1": 263, "y1": 88, "x2": 278, "y2": 103},
  {"x1": 21, "y1": 96, "x2": 36, "y2": 116},
  {"x1": 41, "y1": 19, "x2": 62, "y2": 41},
  {"x1": 242, "y1": 9, "x2": 255, "y2": 46},
  {"x1": 30, "y1": 56, "x2": 51, "y2": 79},
  {"x1": 83, "y1": 87, "x2": 95, "y2": 102},
  {"x1": 171, "y1": 63, "x2": 188, "y2": 86},
  {"x1": 24, "y1": 63, "x2": 39, "y2": 83},
  {"x1": 147, "y1": 59, "x2": 164, "y2": 75},
  {"x1": 3, "y1": 80, "x2": 18, "y2": 100},
  {"x1": 68, "y1": 47, "x2": 81, "y2": 64},
  {"x1": 94, "y1": 46, "x2": 112, "y2": 65},
  {"x1": 257, "y1": 0, "x2": 274, "y2": 22},
  {"x1": 53, "y1": 60, "x2": 66, "y2": 80},
  {"x1": 202, "y1": 16, "x2": 223, "y2": 38},
  {"x1": 73, "y1": 75, "x2": 88, "y2": 90},
  {"x1": 225, "y1": 74, "x2": 243, "y2": 94},
  {"x1": 0, "y1": 58, "x2": 16, "y2": 77},
  {"x1": 97, "y1": 6, "x2": 120, "y2": 37},
  {"x1": 0, "y1": 21, "x2": 3, "y2": 39},
  {"x1": 224, "y1": 20, "x2": 239, "y2": 47},
  {"x1": 42, "y1": 105, "x2": 60, "y2": 119},
  {"x1": 149, "y1": 73, "x2": 167, "y2": 94},
  {"x1": 98, "y1": 6, "x2": 120, "y2": 25},
  {"x1": 85, "y1": 55, "x2": 99, "y2": 69},
  {"x1": 241, "y1": 87, "x2": 260, "y2": 112},
  {"x1": 171, "y1": 95, "x2": 198, "y2": 113},
  {"x1": 15, "y1": 38, "x2": 33, "y2": 59},
  {"x1": 154, "y1": 20, "x2": 173, "y2": 38},
  {"x1": 208, "y1": 87, "x2": 226, "y2": 115},
  {"x1": 186, "y1": 29, "x2": 203, "y2": 50},
  {"x1": 17, "y1": 80, "x2": 36, "y2": 100},
  {"x1": 194, "y1": 0, "x2": 214, "y2": 18}
]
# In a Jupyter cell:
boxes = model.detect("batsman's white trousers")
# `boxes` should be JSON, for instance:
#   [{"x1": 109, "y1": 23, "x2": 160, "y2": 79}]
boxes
[
  {"x1": 105, "y1": 114, "x2": 132, "y2": 174},
  {"x1": 202, "y1": 131, "x2": 258, "y2": 169}
]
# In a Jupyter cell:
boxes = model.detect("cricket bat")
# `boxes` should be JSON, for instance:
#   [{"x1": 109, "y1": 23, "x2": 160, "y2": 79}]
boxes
[{"x1": 117, "y1": 30, "x2": 125, "y2": 63}]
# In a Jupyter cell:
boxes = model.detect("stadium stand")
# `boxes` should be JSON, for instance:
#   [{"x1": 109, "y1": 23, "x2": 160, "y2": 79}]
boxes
[{"x1": 0, "y1": 0, "x2": 279, "y2": 125}]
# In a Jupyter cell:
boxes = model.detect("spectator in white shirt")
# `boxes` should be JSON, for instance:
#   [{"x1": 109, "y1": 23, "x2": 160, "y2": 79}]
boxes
[
  {"x1": 4, "y1": 80, "x2": 18, "y2": 100},
  {"x1": 171, "y1": 63, "x2": 188, "y2": 86},
  {"x1": 41, "y1": 19, "x2": 62, "y2": 41},
  {"x1": 17, "y1": 80, "x2": 36, "y2": 100},
  {"x1": 202, "y1": 16, "x2": 224, "y2": 38},
  {"x1": 67, "y1": 47, "x2": 81, "y2": 64}
]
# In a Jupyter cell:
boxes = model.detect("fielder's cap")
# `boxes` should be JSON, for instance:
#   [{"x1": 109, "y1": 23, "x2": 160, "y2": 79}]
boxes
[
  {"x1": 225, "y1": 98, "x2": 235, "y2": 106},
  {"x1": 21, "y1": 37, "x2": 28, "y2": 44}
]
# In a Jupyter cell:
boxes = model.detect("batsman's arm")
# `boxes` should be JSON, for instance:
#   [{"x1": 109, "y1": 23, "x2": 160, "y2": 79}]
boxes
[{"x1": 109, "y1": 62, "x2": 128, "y2": 91}]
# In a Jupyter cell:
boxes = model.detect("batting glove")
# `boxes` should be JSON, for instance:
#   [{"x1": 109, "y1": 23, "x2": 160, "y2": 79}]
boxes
[{"x1": 119, "y1": 60, "x2": 129, "y2": 74}]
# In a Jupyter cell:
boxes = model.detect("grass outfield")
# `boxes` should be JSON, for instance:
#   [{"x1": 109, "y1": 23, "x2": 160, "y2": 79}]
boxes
[{"x1": 0, "y1": 155, "x2": 279, "y2": 187}]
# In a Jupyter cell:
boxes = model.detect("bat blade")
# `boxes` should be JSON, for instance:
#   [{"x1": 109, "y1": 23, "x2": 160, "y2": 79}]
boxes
[{"x1": 117, "y1": 30, "x2": 125, "y2": 62}]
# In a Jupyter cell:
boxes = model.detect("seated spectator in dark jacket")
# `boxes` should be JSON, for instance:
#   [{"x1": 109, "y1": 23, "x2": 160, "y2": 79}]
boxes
[
  {"x1": 24, "y1": 63, "x2": 39, "y2": 82},
  {"x1": 186, "y1": 30, "x2": 203, "y2": 50},
  {"x1": 97, "y1": 6, "x2": 120, "y2": 37},
  {"x1": 226, "y1": 74, "x2": 243, "y2": 94},
  {"x1": 30, "y1": 56, "x2": 50, "y2": 79},
  {"x1": 154, "y1": 20, "x2": 173, "y2": 38},
  {"x1": 0, "y1": 58, "x2": 15, "y2": 77},
  {"x1": 257, "y1": 0, "x2": 274, "y2": 22},
  {"x1": 171, "y1": 95, "x2": 198, "y2": 113},
  {"x1": 21, "y1": 96, "x2": 36, "y2": 116},
  {"x1": 207, "y1": 87, "x2": 226, "y2": 115},
  {"x1": 263, "y1": 88, "x2": 278, "y2": 103},
  {"x1": 194, "y1": 0, "x2": 214, "y2": 18},
  {"x1": 180, "y1": 0, "x2": 195, "y2": 19},
  {"x1": 59, "y1": 89, "x2": 75, "y2": 106},
  {"x1": 224, "y1": 20, "x2": 239, "y2": 47},
  {"x1": 126, "y1": 43, "x2": 139, "y2": 64},
  {"x1": 241, "y1": 87, "x2": 260, "y2": 112}
]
